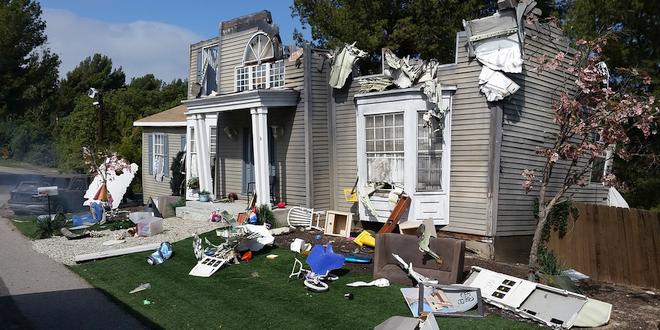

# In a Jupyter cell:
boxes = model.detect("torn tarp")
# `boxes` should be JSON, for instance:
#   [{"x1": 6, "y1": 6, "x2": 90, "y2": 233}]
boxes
[
  {"x1": 478, "y1": 66, "x2": 520, "y2": 101},
  {"x1": 328, "y1": 42, "x2": 368, "y2": 89}
]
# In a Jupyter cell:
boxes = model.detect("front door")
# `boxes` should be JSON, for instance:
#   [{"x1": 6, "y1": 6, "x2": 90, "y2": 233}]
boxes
[{"x1": 242, "y1": 127, "x2": 276, "y2": 195}]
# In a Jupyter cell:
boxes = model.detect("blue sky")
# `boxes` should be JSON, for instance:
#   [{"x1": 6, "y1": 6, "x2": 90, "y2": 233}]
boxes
[{"x1": 40, "y1": 0, "x2": 311, "y2": 81}]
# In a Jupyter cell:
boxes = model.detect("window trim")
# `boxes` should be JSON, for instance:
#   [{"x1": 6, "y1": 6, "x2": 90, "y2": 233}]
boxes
[
  {"x1": 153, "y1": 133, "x2": 166, "y2": 175},
  {"x1": 234, "y1": 60, "x2": 286, "y2": 92}
]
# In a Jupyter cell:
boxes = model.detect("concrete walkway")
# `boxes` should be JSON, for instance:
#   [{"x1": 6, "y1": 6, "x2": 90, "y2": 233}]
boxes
[{"x1": 0, "y1": 183, "x2": 148, "y2": 330}]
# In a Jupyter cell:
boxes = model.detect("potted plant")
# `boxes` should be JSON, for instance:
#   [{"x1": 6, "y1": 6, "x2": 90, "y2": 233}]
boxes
[
  {"x1": 187, "y1": 177, "x2": 199, "y2": 192},
  {"x1": 198, "y1": 190, "x2": 211, "y2": 202}
]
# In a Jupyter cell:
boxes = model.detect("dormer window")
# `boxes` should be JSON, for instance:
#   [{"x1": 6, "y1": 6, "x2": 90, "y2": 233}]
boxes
[
  {"x1": 244, "y1": 32, "x2": 274, "y2": 64},
  {"x1": 235, "y1": 32, "x2": 285, "y2": 92}
]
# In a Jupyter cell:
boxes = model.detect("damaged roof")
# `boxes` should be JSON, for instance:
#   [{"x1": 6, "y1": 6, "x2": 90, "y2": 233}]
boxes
[{"x1": 133, "y1": 104, "x2": 187, "y2": 127}]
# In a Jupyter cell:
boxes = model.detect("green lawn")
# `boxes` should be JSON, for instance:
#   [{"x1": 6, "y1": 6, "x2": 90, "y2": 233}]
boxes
[
  {"x1": 10, "y1": 216, "x2": 40, "y2": 238},
  {"x1": 71, "y1": 233, "x2": 538, "y2": 329}
]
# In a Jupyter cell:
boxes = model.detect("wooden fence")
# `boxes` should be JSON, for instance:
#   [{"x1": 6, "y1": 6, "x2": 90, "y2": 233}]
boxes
[{"x1": 546, "y1": 203, "x2": 660, "y2": 289}]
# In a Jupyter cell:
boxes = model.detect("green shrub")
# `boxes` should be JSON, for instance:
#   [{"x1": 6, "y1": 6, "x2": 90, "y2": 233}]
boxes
[
  {"x1": 34, "y1": 213, "x2": 67, "y2": 239},
  {"x1": 256, "y1": 204, "x2": 276, "y2": 228},
  {"x1": 537, "y1": 247, "x2": 563, "y2": 275},
  {"x1": 169, "y1": 196, "x2": 187, "y2": 213}
]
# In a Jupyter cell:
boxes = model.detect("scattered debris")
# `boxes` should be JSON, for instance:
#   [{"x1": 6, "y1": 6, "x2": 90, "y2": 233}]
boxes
[
  {"x1": 146, "y1": 242, "x2": 173, "y2": 265},
  {"x1": 374, "y1": 233, "x2": 465, "y2": 285},
  {"x1": 346, "y1": 278, "x2": 390, "y2": 287},
  {"x1": 189, "y1": 215, "x2": 274, "y2": 277},
  {"x1": 464, "y1": 266, "x2": 612, "y2": 328},
  {"x1": 344, "y1": 293, "x2": 354, "y2": 300},
  {"x1": 377, "y1": 194, "x2": 410, "y2": 234},
  {"x1": 129, "y1": 283, "x2": 151, "y2": 294},
  {"x1": 269, "y1": 227, "x2": 291, "y2": 236},
  {"x1": 83, "y1": 161, "x2": 138, "y2": 210},
  {"x1": 353, "y1": 230, "x2": 375, "y2": 248},
  {"x1": 328, "y1": 42, "x2": 368, "y2": 89},
  {"x1": 102, "y1": 239, "x2": 126, "y2": 246},
  {"x1": 392, "y1": 253, "x2": 438, "y2": 285},
  {"x1": 416, "y1": 219, "x2": 442, "y2": 266},
  {"x1": 266, "y1": 254, "x2": 278, "y2": 260},
  {"x1": 142, "y1": 299, "x2": 152, "y2": 305},
  {"x1": 375, "y1": 312, "x2": 439, "y2": 330},
  {"x1": 289, "y1": 243, "x2": 345, "y2": 292},
  {"x1": 344, "y1": 253, "x2": 372, "y2": 263},
  {"x1": 287, "y1": 206, "x2": 324, "y2": 231},
  {"x1": 402, "y1": 283, "x2": 484, "y2": 318},
  {"x1": 75, "y1": 243, "x2": 162, "y2": 263},
  {"x1": 324, "y1": 211, "x2": 352, "y2": 238},
  {"x1": 60, "y1": 227, "x2": 90, "y2": 240}
]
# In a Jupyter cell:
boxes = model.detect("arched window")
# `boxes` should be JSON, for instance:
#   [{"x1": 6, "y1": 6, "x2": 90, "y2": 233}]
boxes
[{"x1": 244, "y1": 32, "x2": 274, "y2": 65}]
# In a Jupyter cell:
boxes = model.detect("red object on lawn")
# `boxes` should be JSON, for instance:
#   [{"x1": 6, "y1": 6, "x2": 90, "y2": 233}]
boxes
[{"x1": 241, "y1": 251, "x2": 253, "y2": 262}]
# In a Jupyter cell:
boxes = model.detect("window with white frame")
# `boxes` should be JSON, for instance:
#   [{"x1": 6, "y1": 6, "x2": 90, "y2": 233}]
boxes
[
  {"x1": 252, "y1": 63, "x2": 268, "y2": 89},
  {"x1": 365, "y1": 113, "x2": 405, "y2": 185},
  {"x1": 235, "y1": 66, "x2": 250, "y2": 92},
  {"x1": 153, "y1": 133, "x2": 165, "y2": 176},
  {"x1": 189, "y1": 127, "x2": 198, "y2": 178},
  {"x1": 234, "y1": 60, "x2": 286, "y2": 92},
  {"x1": 417, "y1": 112, "x2": 443, "y2": 191},
  {"x1": 270, "y1": 60, "x2": 285, "y2": 87}
]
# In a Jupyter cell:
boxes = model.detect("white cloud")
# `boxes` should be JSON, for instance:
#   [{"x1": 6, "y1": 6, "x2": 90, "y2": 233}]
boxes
[{"x1": 43, "y1": 8, "x2": 202, "y2": 82}]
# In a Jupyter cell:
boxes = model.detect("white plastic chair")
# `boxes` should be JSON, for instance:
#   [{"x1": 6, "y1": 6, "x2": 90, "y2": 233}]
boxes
[{"x1": 287, "y1": 206, "x2": 323, "y2": 230}]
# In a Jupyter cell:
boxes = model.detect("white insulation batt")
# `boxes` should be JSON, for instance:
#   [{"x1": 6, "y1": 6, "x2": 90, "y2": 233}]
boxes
[{"x1": 478, "y1": 66, "x2": 520, "y2": 101}]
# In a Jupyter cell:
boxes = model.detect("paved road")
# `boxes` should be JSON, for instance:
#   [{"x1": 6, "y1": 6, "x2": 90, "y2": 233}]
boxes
[{"x1": 0, "y1": 183, "x2": 149, "y2": 330}]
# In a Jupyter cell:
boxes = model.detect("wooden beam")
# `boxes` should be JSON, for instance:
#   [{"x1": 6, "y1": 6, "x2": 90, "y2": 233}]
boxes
[{"x1": 75, "y1": 243, "x2": 161, "y2": 263}]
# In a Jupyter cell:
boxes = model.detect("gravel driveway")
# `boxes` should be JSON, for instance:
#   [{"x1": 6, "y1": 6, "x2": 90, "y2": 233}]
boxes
[{"x1": 33, "y1": 217, "x2": 223, "y2": 265}]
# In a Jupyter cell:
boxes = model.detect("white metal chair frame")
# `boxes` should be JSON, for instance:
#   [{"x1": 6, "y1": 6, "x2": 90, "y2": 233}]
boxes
[{"x1": 287, "y1": 206, "x2": 324, "y2": 231}]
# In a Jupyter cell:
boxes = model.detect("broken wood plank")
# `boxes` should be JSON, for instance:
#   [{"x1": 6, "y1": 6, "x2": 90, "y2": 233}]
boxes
[
  {"x1": 75, "y1": 243, "x2": 161, "y2": 263},
  {"x1": 378, "y1": 195, "x2": 411, "y2": 234}
]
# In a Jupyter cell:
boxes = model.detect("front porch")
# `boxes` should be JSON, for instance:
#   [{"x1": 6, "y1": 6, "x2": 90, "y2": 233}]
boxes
[{"x1": 183, "y1": 89, "x2": 300, "y2": 208}]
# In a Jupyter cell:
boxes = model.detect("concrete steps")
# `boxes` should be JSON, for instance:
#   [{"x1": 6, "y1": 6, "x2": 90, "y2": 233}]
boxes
[{"x1": 175, "y1": 199, "x2": 292, "y2": 227}]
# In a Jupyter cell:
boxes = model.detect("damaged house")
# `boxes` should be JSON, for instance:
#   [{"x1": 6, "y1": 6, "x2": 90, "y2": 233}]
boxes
[{"x1": 134, "y1": 6, "x2": 622, "y2": 260}]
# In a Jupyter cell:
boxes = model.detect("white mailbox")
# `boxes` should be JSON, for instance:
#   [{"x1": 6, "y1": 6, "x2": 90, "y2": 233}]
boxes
[{"x1": 37, "y1": 186, "x2": 59, "y2": 196}]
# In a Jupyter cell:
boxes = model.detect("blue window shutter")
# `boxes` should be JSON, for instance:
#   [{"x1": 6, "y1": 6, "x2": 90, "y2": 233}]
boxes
[
  {"x1": 163, "y1": 134, "x2": 170, "y2": 177},
  {"x1": 147, "y1": 133, "x2": 153, "y2": 175}
]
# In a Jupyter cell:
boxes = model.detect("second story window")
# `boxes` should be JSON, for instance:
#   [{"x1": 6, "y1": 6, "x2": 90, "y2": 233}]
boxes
[
  {"x1": 197, "y1": 44, "x2": 219, "y2": 96},
  {"x1": 235, "y1": 32, "x2": 285, "y2": 92}
]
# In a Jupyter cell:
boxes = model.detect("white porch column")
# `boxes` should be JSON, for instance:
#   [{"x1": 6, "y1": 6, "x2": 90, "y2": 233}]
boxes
[
  {"x1": 194, "y1": 114, "x2": 213, "y2": 195},
  {"x1": 250, "y1": 107, "x2": 270, "y2": 206}
]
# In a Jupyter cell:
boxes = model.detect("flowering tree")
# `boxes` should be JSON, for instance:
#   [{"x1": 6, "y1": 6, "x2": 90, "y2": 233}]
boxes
[{"x1": 523, "y1": 34, "x2": 658, "y2": 279}]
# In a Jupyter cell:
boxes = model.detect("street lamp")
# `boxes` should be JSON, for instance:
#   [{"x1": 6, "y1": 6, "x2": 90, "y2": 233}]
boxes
[{"x1": 88, "y1": 88, "x2": 104, "y2": 145}]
